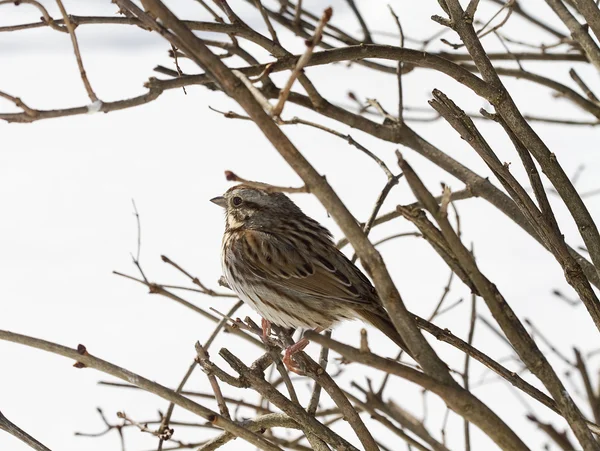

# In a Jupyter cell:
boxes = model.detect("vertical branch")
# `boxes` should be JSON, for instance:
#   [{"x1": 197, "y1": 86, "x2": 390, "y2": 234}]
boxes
[
  {"x1": 305, "y1": 330, "x2": 332, "y2": 451},
  {"x1": 388, "y1": 6, "x2": 405, "y2": 123},
  {"x1": 259, "y1": 325, "x2": 300, "y2": 407},
  {"x1": 293, "y1": 0, "x2": 303, "y2": 27},
  {"x1": 307, "y1": 330, "x2": 331, "y2": 416},
  {"x1": 462, "y1": 291, "x2": 477, "y2": 451}
]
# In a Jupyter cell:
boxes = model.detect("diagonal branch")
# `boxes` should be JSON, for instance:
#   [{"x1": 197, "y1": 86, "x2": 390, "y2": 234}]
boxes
[
  {"x1": 429, "y1": 90, "x2": 600, "y2": 335},
  {"x1": 442, "y1": 0, "x2": 600, "y2": 285},
  {"x1": 544, "y1": 0, "x2": 600, "y2": 73},
  {"x1": 0, "y1": 330, "x2": 282, "y2": 451},
  {"x1": 397, "y1": 149, "x2": 598, "y2": 450},
  {"x1": 55, "y1": 0, "x2": 99, "y2": 103},
  {"x1": 0, "y1": 411, "x2": 51, "y2": 451},
  {"x1": 305, "y1": 331, "x2": 528, "y2": 450},
  {"x1": 345, "y1": 0, "x2": 373, "y2": 43}
]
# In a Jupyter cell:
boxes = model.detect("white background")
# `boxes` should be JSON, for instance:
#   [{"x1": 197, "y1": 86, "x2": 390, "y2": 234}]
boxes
[{"x1": 2, "y1": 1, "x2": 600, "y2": 450}]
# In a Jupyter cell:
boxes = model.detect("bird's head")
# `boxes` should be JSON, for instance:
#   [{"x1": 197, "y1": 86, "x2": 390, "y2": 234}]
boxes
[{"x1": 210, "y1": 184, "x2": 301, "y2": 230}]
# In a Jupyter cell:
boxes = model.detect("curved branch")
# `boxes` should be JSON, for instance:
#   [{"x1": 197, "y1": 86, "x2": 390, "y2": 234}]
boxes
[{"x1": 152, "y1": 45, "x2": 600, "y2": 119}]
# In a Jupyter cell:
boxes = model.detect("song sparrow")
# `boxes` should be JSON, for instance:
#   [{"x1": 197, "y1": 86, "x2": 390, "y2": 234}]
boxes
[{"x1": 211, "y1": 184, "x2": 410, "y2": 371}]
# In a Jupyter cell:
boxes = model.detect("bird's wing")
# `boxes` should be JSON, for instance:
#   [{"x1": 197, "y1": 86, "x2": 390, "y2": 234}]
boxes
[{"x1": 234, "y1": 230, "x2": 374, "y2": 307}]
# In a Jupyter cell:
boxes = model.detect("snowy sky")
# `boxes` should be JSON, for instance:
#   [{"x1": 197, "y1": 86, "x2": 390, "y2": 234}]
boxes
[{"x1": 2, "y1": 1, "x2": 600, "y2": 450}]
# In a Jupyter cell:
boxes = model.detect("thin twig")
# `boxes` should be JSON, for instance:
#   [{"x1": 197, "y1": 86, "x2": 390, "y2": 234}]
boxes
[
  {"x1": 254, "y1": 0, "x2": 280, "y2": 44},
  {"x1": 307, "y1": 330, "x2": 331, "y2": 416},
  {"x1": 0, "y1": 90, "x2": 39, "y2": 118},
  {"x1": 160, "y1": 255, "x2": 237, "y2": 297},
  {"x1": 345, "y1": 0, "x2": 372, "y2": 43},
  {"x1": 55, "y1": 0, "x2": 99, "y2": 103},
  {"x1": 156, "y1": 299, "x2": 244, "y2": 449},
  {"x1": 223, "y1": 170, "x2": 309, "y2": 193},
  {"x1": 462, "y1": 291, "x2": 477, "y2": 451},
  {"x1": 388, "y1": 6, "x2": 404, "y2": 122},
  {"x1": 271, "y1": 7, "x2": 332, "y2": 117},
  {"x1": 570, "y1": 68, "x2": 600, "y2": 102},
  {"x1": 196, "y1": 342, "x2": 231, "y2": 419},
  {"x1": 351, "y1": 173, "x2": 403, "y2": 263}
]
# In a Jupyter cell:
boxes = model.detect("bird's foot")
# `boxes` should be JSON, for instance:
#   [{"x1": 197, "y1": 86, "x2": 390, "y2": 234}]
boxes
[{"x1": 283, "y1": 338, "x2": 310, "y2": 375}]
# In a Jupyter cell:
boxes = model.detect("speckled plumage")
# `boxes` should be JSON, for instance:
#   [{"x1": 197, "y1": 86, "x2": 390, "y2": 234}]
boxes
[{"x1": 212, "y1": 184, "x2": 410, "y2": 353}]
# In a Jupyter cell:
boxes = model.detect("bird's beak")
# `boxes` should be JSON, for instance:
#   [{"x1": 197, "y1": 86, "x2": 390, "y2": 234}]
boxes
[{"x1": 210, "y1": 196, "x2": 227, "y2": 208}]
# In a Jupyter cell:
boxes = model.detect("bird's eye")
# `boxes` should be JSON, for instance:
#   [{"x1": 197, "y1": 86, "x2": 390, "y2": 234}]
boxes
[{"x1": 232, "y1": 196, "x2": 243, "y2": 207}]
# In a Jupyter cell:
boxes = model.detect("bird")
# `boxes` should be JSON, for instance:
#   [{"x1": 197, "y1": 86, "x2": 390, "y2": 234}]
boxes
[{"x1": 211, "y1": 184, "x2": 411, "y2": 372}]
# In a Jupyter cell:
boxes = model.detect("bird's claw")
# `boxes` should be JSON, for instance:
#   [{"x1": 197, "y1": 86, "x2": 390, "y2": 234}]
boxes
[{"x1": 283, "y1": 338, "x2": 310, "y2": 375}]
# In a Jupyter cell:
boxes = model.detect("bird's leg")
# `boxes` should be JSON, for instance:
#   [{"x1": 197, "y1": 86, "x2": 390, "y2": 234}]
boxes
[
  {"x1": 261, "y1": 318, "x2": 272, "y2": 341},
  {"x1": 283, "y1": 327, "x2": 324, "y2": 374}
]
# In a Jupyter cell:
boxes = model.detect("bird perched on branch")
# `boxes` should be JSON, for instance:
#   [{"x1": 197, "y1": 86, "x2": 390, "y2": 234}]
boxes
[{"x1": 211, "y1": 184, "x2": 411, "y2": 372}]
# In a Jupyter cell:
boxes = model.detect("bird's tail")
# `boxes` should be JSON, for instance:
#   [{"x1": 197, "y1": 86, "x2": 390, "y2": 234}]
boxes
[{"x1": 359, "y1": 311, "x2": 415, "y2": 360}]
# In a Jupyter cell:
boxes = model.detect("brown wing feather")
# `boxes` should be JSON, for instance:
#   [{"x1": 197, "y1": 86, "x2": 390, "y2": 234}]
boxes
[
  {"x1": 240, "y1": 229, "x2": 373, "y2": 307},
  {"x1": 235, "y1": 229, "x2": 414, "y2": 354}
]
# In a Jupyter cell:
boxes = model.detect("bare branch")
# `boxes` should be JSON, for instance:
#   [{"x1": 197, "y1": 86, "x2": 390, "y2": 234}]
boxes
[
  {"x1": 305, "y1": 331, "x2": 528, "y2": 450},
  {"x1": 0, "y1": 410, "x2": 51, "y2": 451},
  {"x1": 0, "y1": 329, "x2": 282, "y2": 451}
]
